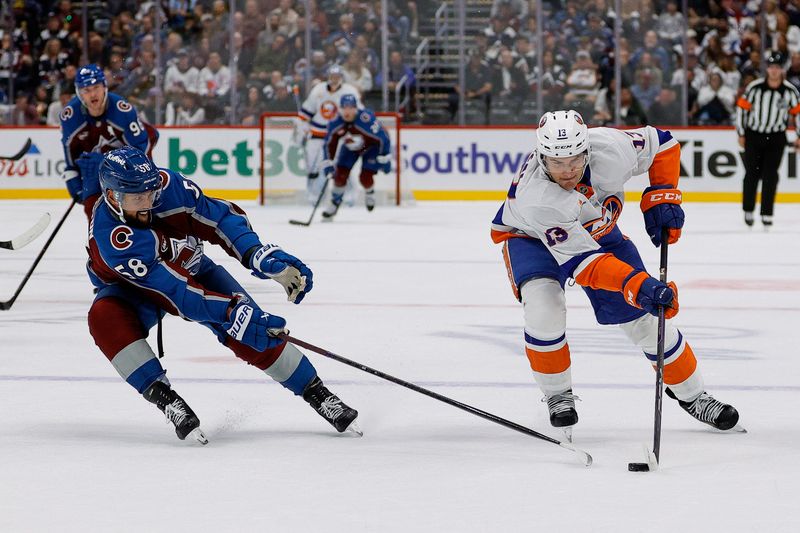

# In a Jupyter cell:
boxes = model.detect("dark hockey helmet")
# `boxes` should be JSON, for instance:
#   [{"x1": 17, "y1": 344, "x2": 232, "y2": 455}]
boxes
[{"x1": 99, "y1": 146, "x2": 163, "y2": 221}]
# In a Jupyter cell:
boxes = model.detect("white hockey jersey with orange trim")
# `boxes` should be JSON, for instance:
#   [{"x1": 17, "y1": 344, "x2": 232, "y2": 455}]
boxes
[
  {"x1": 298, "y1": 82, "x2": 362, "y2": 138},
  {"x1": 491, "y1": 126, "x2": 680, "y2": 282}
]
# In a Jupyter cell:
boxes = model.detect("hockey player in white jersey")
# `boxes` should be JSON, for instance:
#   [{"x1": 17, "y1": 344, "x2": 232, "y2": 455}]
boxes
[
  {"x1": 491, "y1": 110, "x2": 741, "y2": 438},
  {"x1": 295, "y1": 65, "x2": 362, "y2": 202}
]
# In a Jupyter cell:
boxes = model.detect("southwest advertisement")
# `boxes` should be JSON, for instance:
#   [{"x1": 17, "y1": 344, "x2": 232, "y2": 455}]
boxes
[{"x1": 1, "y1": 126, "x2": 799, "y2": 201}]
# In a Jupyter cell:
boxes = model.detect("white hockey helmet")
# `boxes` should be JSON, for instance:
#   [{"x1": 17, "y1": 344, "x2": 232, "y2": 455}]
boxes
[{"x1": 536, "y1": 110, "x2": 590, "y2": 173}]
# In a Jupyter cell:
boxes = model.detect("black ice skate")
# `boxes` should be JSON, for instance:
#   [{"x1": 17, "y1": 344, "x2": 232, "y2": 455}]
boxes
[
  {"x1": 143, "y1": 381, "x2": 208, "y2": 444},
  {"x1": 302, "y1": 377, "x2": 361, "y2": 435},
  {"x1": 666, "y1": 388, "x2": 745, "y2": 432},
  {"x1": 365, "y1": 189, "x2": 376, "y2": 212},
  {"x1": 321, "y1": 194, "x2": 343, "y2": 220},
  {"x1": 744, "y1": 211, "x2": 754, "y2": 227},
  {"x1": 544, "y1": 389, "x2": 580, "y2": 442}
]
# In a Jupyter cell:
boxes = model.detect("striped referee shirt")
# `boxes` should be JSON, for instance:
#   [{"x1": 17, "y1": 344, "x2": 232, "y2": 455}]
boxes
[{"x1": 736, "y1": 78, "x2": 800, "y2": 136}]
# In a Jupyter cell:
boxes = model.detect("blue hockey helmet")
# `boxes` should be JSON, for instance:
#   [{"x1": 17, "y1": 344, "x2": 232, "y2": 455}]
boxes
[
  {"x1": 340, "y1": 94, "x2": 358, "y2": 108},
  {"x1": 76, "y1": 64, "x2": 108, "y2": 109},
  {"x1": 99, "y1": 146, "x2": 163, "y2": 222},
  {"x1": 76, "y1": 63, "x2": 107, "y2": 89}
]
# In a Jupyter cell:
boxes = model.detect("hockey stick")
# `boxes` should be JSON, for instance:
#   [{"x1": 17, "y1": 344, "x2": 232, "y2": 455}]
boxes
[
  {"x1": 0, "y1": 138, "x2": 32, "y2": 160},
  {"x1": 629, "y1": 227, "x2": 669, "y2": 472},
  {"x1": 289, "y1": 176, "x2": 329, "y2": 226},
  {"x1": 280, "y1": 333, "x2": 593, "y2": 466},
  {"x1": 0, "y1": 213, "x2": 51, "y2": 250},
  {"x1": 0, "y1": 201, "x2": 75, "y2": 311}
]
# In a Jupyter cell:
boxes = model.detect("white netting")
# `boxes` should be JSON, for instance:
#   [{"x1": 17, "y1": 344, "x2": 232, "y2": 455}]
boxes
[{"x1": 259, "y1": 112, "x2": 412, "y2": 206}]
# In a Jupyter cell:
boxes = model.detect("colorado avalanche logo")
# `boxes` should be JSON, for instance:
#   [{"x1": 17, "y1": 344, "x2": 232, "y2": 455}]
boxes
[
  {"x1": 320, "y1": 100, "x2": 338, "y2": 120},
  {"x1": 60, "y1": 106, "x2": 73, "y2": 121},
  {"x1": 116, "y1": 100, "x2": 133, "y2": 112},
  {"x1": 110, "y1": 225, "x2": 133, "y2": 250},
  {"x1": 159, "y1": 170, "x2": 170, "y2": 190}
]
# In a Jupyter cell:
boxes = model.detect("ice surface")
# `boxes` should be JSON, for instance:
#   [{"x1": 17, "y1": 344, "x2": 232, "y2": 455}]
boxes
[{"x1": 1, "y1": 200, "x2": 799, "y2": 532}]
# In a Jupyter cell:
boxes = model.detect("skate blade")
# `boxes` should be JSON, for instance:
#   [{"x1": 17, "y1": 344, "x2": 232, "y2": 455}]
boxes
[
  {"x1": 561, "y1": 427, "x2": 573, "y2": 443},
  {"x1": 344, "y1": 420, "x2": 363, "y2": 437},
  {"x1": 728, "y1": 423, "x2": 747, "y2": 433},
  {"x1": 187, "y1": 427, "x2": 209, "y2": 445}
]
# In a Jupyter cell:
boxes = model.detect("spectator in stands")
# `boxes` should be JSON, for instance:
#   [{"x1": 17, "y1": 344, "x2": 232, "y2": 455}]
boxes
[
  {"x1": 164, "y1": 49, "x2": 201, "y2": 98},
  {"x1": 304, "y1": 50, "x2": 330, "y2": 85},
  {"x1": 584, "y1": 13, "x2": 613, "y2": 60},
  {"x1": 265, "y1": 80, "x2": 297, "y2": 112},
  {"x1": 695, "y1": 70, "x2": 735, "y2": 125},
  {"x1": 534, "y1": 49, "x2": 567, "y2": 110},
  {"x1": 648, "y1": 86, "x2": 682, "y2": 125},
  {"x1": 492, "y1": 49, "x2": 528, "y2": 104},
  {"x1": 37, "y1": 12, "x2": 70, "y2": 51},
  {"x1": 631, "y1": 67, "x2": 660, "y2": 111},
  {"x1": 165, "y1": 90, "x2": 206, "y2": 125},
  {"x1": 716, "y1": 54, "x2": 741, "y2": 92},
  {"x1": 619, "y1": 85, "x2": 648, "y2": 125},
  {"x1": 563, "y1": 50, "x2": 599, "y2": 118},
  {"x1": 491, "y1": 0, "x2": 528, "y2": 22},
  {"x1": 632, "y1": 30, "x2": 671, "y2": 78},
  {"x1": 786, "y1": 51, "x2": 800, "y2": 90},
  {"x1": 0, "y1": 34, "x2": 20, "y2": 95},
  {"x1": 33, "y1": 85, "x2": 50, "y2": 124},
  {"x1": 242, "y1": 0, "x2": 267, "y2": 51},
  {"x1": 307, "y1": 0, "x2": 330, "y2": 44},
  {"x1": 271, "y1": 0, "x2": 300, "y2": 38},
  {"x1": 121, "y1": 50, "x2": 157, "y2": 109},
  {"x1": 38, "y1": 38, "x2": 69, "y2": 98},
  {"x1": 448, "y1": 51, "x2": 493, "y2": 124},
  {"x1": 326, "y1": 14, "x2": 357, "y2": 59},
  {"x1": 354, "y1": 34, "x2": 379, "y2": 76},
  {"x1": 656, "y1": 1, "x2": 685, "y2": 46},
  {"x1": 238, "y1": 85, "x2": 268, "y2": 125},
  {"x1": 252, "y1": 33, "x2": 290, "y2": 83},
  {"x1": 342, "y1": 49, "x2": 373, "y2": 96},
  {"x1": 4, "y1": 93, "x2": 40, "y2": 125},
  {"x1": 199, "y1": 51, "x2": 231, "y2": 98},
  {"x1": 513, "y1": 36, "x2": 536, "y2": 79},
  {"x1": 257, "y1": 12, "x2": 283, "y2": 50},
  {"x1": 262, "y1": 70, "x2": 285, "y2": 101},
  {"x1": 376, "y1": 50, "x2": 416, "y2": 96}
]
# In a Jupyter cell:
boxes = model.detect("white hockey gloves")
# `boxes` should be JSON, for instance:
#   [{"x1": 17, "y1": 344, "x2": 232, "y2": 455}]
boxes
[{"x1": 249, "y1": 244, "x2": 314, "y2": 304}]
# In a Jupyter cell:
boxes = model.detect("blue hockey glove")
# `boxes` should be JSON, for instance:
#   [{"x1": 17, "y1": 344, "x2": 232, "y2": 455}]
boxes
[
  {"x1": 622, "y1": 271, "x2": 679, "y2": 319},
  {"x1": 224, "y1": 296, "x2": 287, "y2": 351},
  {"x1": 61, "y1": 169, "x2": 83, "y2": 203},
  {"x1": 76, "y1": 152, "x2": 105, "y2": 182},
  {"x1": 376, "y1": 153, "x2": 392, "y2": 174},
  {"x1": 250, "y1": 244, "x2": 314, "y2": 304},
  {"x1": 640, "y1": 185, "x2": 684, "y2": 247},
  {"x1": 320, "y1": 159, "x2": 335, "y2": 180}
]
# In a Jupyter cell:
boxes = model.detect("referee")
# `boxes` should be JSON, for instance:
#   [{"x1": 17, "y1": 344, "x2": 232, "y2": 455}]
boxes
[{"x1": 736, "y1": 53, "x2": 800, "y2": 228}]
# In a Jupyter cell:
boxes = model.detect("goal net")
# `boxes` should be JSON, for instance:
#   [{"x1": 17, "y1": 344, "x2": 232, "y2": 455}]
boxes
[{"x1": 258, "y1": 112, "x2": 410, "y2": 206}]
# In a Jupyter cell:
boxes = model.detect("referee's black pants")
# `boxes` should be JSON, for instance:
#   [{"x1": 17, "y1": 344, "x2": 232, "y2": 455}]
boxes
[{"x1": 742, "y1": 130, "x2": 785, "y2": 217}]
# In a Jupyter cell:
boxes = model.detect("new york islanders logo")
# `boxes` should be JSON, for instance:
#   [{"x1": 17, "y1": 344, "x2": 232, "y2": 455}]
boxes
[{"x1": 320, "y1": 100, "x2": 338, "y2": 120}]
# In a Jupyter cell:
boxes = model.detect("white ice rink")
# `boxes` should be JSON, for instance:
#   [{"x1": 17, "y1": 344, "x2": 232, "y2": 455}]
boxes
[{"x1": 1, "y1": 199, "x2": 799, "y2": 532}]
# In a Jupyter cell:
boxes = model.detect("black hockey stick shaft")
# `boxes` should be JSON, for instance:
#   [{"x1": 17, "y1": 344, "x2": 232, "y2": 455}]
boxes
[
  {"x1": 652, "y1": 227, "x2": 669, "y2": 463},
  {"x1": 281, "y1": 334, "x2": 572, "y2": 447},
  {"x1": 0, "y1": 138, "x2": 32, "y2": 160},
  {"x1": 289, "y1": 176, "x2": 329, "y2": 226},
  {"x1": 0, "y1": 200, "x2": 75, "y2": 310}
]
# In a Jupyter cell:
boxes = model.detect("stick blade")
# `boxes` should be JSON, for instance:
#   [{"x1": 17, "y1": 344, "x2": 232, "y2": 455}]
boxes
[
  {"x1": 289, "y1": 219, "x2": 311, "y2": 226},
  {"x1": 559, "y1": 442, "x2": 593, "y2": 467},
  {"x1": 1, "y1": 213, "x2": 51, "y2": 250},
  {"x1": 628, "y1": 445, "x2": 659, "y2": 472}
]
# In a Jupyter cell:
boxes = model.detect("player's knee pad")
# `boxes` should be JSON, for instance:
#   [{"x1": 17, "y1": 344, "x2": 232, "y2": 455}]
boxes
[
  {"x1": 521, "y1": 277, "x2": 566, "y2": 339},
  {"x1": 88, "y1": 297, "x2": 163, "y2": 393},
  {"x1": 88, "y1": 297, "x2": 147, "y2": 361},
  {"x1": 359, "y1": 169, "x2": 376, "y2": 189},
  {"x1": 333, "y1": 167, "x2": 350, "y2": 187},
  {"x1": 618, "y1": 314, "x2": 680, "y2": 355}
]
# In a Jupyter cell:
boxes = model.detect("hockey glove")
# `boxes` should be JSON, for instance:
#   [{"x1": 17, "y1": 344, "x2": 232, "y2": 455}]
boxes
[
  {"x1": 320, "y1": 159, "x2": 335, "y2": 180},
  {"x1": 77, "y1": 152, "x2": 105, "y2": 182},
  {"x1": 249, "y1": 244, "x2": 314, "y2": 304},
  {"x1": 292, "y1": 120, "x2": 309, "y2": 146},
  {"x1": 224, "y1": 296, "x2": 287, "y2": 351},
  {"x1": 62, "y1": 169, "x2": 83, "y2": 203},
  {"x1": 622, "y1": 271, "x2": 679, "y2": 319},
  {"x1": 376, "y1": 153, "x2": 392, "y2": 174},
  {"x1": 640, "y1": 185, "x2": 684, "y2": 247}
]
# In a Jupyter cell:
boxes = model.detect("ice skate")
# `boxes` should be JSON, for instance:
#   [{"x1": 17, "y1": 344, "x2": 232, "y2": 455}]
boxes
[
  {"x1": 543, "y1": 389, "x2": 579, "y2": 442},
  {"x1": 666, "y1": 388, "x2": 744, "y2": 432},
  {"x1": 744, "y1": 211, "x2": 754, "y2": 227},
  {"x1": 365, "y1": 189, "x2": 376, "y2": 212},
  {"x1": 302, "y1": 377, "x2": 361, "y2": 436},
  {"x1": 143, "y1": 381, "x2": 208, "y2": 444},
  {"x1": 762, "y1": 215, "x2": 773, "y2": 231},
  {"x1": 321, "y1": 193, "x2": 343, "y2": 221}
]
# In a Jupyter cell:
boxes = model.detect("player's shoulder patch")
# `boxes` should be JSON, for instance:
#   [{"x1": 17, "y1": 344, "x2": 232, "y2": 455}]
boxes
[
  {"x1": 116, "y1": 99, "x2": 133, "y2": 113},
  {"x1": 60, "y1": 105, "x2": 74, "y2": 122},
  {"x1": 110, "y1": 225, "x2": 134, "y2": 251},
  {"x1": 159, "y1": 169, "x2": 171, "y2": 190},
  {"x1": 360, "y1": 111, "x2": 372, "y2": 123}
]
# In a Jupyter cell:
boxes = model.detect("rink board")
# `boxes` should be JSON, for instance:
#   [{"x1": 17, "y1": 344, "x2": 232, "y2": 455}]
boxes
[{"x1": 1, "y1": 126, "x2": 799, "y2": 201}]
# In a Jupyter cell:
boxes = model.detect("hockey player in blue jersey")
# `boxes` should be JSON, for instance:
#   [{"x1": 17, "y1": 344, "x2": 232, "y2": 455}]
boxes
[
  {"x1": 85, "y1": 146, "x2": 360, "y2": 444},
  {"x1": 320, "y1": 94, "x2": 392, "y2": 220},
  {"x1": 61, "y1": 64, "x2": 159, "y2": 219}
]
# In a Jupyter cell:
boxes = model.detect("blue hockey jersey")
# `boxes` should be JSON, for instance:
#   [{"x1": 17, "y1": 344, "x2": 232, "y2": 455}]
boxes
[
  {"x1": 86, "y1": 168, "x2": 262, "y2": 326},
  {"x1": 324, "y1": 108, "x2": 391, "y2": 161}
]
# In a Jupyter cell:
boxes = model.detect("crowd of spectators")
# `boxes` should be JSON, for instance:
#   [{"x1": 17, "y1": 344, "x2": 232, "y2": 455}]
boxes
[
  {"x1": 453, "y1": 0, "x2": 800, "y2": 126},
  {"x1": 0, "y1": 0, "x2": 420, "y2": 126},
  {"x1": 5, "y1": 1, "x2": 800, "y2": 127}
]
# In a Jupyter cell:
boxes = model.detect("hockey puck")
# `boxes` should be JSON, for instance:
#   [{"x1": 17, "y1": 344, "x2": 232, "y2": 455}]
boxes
[{"x1": 627, "y1": 462, "x2": 650, "y2": 472}]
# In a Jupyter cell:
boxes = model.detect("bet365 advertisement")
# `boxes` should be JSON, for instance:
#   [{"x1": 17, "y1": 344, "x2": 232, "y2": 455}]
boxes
[{"x1": 1, "y1": 126, "x2": 798, "y2": 201}]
